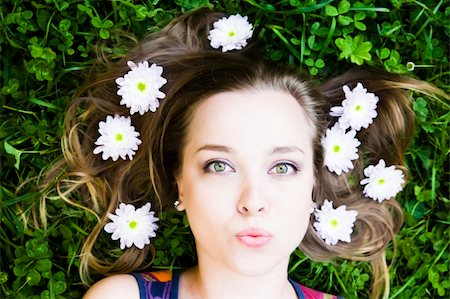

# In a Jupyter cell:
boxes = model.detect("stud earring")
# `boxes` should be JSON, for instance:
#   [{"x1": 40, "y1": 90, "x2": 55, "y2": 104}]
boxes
[
  {"x1": 174, "y1": 200, "x2": 180, "y2": 210},
  {"x1": 310, "y1": 202, "x2": 317, "y2": 214}
]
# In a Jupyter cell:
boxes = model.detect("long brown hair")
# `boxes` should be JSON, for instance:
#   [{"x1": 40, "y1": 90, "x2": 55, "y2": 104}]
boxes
[{"x1": 39, "y1": 8, "x2": 448, "y2": 299}]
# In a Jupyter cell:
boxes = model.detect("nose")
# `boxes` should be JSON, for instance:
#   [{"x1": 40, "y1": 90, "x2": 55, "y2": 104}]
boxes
[{"x1": 237, "y1": 176, "x2": 267, "y2": 215}]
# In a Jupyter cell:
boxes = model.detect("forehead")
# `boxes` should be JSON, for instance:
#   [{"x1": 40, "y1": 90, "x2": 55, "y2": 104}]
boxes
[{"x1": 186, "y1": 88, "x2": 314, "y2": 153}]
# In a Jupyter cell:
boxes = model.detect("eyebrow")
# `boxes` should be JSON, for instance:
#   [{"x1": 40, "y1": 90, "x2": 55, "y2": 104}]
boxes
[
  {"x1": 270, "y1": 146, "x2": 305, "y2": 155},
  {"x1": 196, "y1": 144, "x2": 304, "y2": 155},
  {"x1": 196, "y1": 144, "x2": 233, "y2": 153}
]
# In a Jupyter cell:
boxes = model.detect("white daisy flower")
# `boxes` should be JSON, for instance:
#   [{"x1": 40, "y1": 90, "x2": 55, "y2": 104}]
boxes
[
  {"x1": 321, "y1": 125, "x2": 361, "y2": 175},
  {"x1": 104, "y1": 202, "x2": 159, "y2": 250},
  {"x1": 208, "y1": 14, "x2": 253, "y2": 52},
  {"x1": 330, "y1": 83, "x2": 379, "y2": 131},
  {"x1": 360, "y1": 159, "x2": 405, "y2": 202},
  {"x1": 313, "y1": 200, "x2": 358, "y2": 246},
  {"x1": 116, "y1": 61, "x2": 167, "y2": 115},
  {"x1": 93, "y1": 115, "x2": 142, "y2": 161}
]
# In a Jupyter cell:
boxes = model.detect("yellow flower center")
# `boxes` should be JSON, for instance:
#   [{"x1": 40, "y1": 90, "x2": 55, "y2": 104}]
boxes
[
  {"x1": 330, "y1": 219, "x2": 338, "y2": 228},
  {"x1": 378, "y1": 179, "x2": 385, "y2": 185},
  {"x1": 129, "y1": 221, "x2": 137, "y2": 229},
  {"x1": 137, "y1": 82, "x2": 147, "y2": 92},
  {"x1": 355, "y1": 105, "x2": 361, "y2": 111},
  {"x1": 333, "y1": 145, "x2": 340, "y2": 153},
  {"x1": 115, "y1": 133, "x2": 123, "y2": 141},
  {"x1": 228, "y1": 31, "x2": 235, "y2": 37}
]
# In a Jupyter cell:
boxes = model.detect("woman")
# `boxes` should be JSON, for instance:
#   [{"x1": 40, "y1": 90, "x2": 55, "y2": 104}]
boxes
[{"x1": 43, "y1": 9, "x2": 445, "y2": 299}]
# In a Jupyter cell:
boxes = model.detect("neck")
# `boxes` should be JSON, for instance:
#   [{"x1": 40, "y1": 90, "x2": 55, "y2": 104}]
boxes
[{"x1": 179, "y1": 256, "x2": 296, "y2": 299}]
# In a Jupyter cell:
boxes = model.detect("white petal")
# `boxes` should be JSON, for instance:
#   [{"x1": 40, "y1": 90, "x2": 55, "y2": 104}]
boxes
[
  {"x1": 322, "y1": 125, "x2": 360, "y2": 175},
  {"x1": 208, "y1": 14, "x2": 253, "y2": 52},
  {"x1": 93, "y1": 115, "x2": 142, "y2": 161},
  {"x1": 313, "y1": 200, "x2": 358, "y2": 245},
  {"x1": 104, "y1": 202, "x2": 159, "y2": 250},
  {"x1": 360, "y1": 159, "x2": 405, "y2": 202},
  {"x1": 116, "y1": 61, "x2": 167, "y2": 115},
  {"x1": 329, "y1": 83, "x2": 379, "y2": 131}
]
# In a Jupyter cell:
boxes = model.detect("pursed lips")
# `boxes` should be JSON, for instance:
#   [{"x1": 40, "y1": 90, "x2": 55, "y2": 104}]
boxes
[{"x1": 235, "y1": 228, "x2": 272, "y2": 248}]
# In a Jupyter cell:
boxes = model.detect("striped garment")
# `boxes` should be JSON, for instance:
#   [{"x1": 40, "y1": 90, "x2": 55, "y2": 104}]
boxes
[{"x1": 131, "y1": 271, "x2": 343, "y2": 299}]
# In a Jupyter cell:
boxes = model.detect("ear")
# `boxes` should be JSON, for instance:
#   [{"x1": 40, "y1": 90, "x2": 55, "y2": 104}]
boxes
[
  {"x1": 309, "y1": 201, "x2": 317, "y2": 214},
  {"x1": 174, "y1": 173, "x2": 186, "y2": 211}
]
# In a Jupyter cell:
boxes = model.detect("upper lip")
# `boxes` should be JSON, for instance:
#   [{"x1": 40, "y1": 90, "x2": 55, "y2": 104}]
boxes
[{"x1": 236, "y1": 228, "x2": 272, "y2": 237}]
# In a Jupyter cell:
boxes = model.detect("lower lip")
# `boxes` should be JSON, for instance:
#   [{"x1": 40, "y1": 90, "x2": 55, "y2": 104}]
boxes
[{"x1": 236, "y1": 235, "x2": 272, "y2": 248}]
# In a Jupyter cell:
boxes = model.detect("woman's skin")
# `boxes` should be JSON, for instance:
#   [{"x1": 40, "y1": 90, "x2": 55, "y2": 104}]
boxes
[{"x1": 85, "y1": 88, "x2": 315, "y2": 299}]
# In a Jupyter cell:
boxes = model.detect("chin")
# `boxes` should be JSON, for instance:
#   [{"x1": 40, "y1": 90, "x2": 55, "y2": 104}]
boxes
[
  {"x1": 231, "y1": 262, "x2": 279, "y2": 277},
  {"x1": 226, "y1": 249, "x2": 292, "y2": 278}
]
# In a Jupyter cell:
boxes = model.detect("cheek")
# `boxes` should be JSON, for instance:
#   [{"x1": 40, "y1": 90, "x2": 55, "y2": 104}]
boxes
[
  {"x1": 182, "y1": 175, "x2": 237, "y2": 220},
  {"x1": 278, "y1": 177, "x2": 314, "y2": 226},
  {"x1": 277, "y1": 170, "x2": 314, "y2": 206},
  {"x1": 282, "y1": 187, "x2": 313, "y2": 222},
  {"x1": 284, "y1": 190, "x2": 313, "y2": 242}
]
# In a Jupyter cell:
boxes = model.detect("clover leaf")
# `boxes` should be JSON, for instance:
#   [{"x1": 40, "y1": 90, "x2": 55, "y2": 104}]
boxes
[{"x1": 335, "y1": 34, "x2": 372, "y2": 65}]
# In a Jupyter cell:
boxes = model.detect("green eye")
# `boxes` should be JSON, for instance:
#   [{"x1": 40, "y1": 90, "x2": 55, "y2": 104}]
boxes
[
  {"x1": 275, "y1": 164, "x2": 289, "y2": 174},
  {"x1": 270, "y1": 162, "x2": 298, "y2": 175},
  {"x1": 213, "y1": 162, "x2": 226, "y2": 172},
  {"x1": 204, "y1": 161, "x2": 234, "y2": 174}
]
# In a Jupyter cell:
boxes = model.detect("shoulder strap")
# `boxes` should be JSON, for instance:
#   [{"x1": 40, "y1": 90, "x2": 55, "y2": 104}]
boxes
[
  {"x1": 131, "y1": 271, "x2": 177, "y2": 299},
  {"x1": 293, "y1": 280, "x2": 343, "y2": 299}
]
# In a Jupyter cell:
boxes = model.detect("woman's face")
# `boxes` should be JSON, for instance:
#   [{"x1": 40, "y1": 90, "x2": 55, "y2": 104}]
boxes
[{"x1": 176, "y1": 88, "x2": 315, "y2": 276}]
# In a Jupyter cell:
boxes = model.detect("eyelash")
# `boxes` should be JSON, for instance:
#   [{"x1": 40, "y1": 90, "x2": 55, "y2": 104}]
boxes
[{"x1": 203, "y1": 160, "x2": 300, "y2": 175}]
